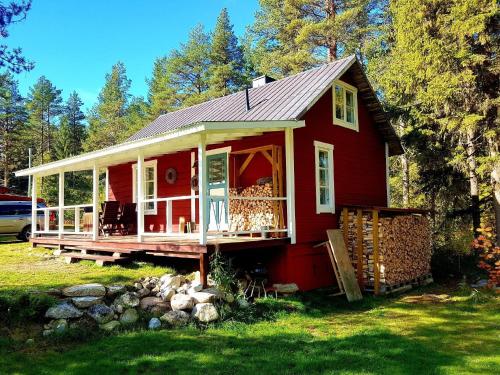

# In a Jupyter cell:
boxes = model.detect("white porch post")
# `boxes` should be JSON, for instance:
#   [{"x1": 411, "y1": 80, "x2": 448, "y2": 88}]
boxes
[
  {"x1": 92, "y1": 164, "x2": 99, "y2": 241},
  {"x1": 105, "y1": 167, "x2": 109, "y2": 201},
  {"x1": 58, "y1": 171, "x2": 64, "y2": 239},
  {"x1": 137, "y1": 152, "x2": 144, "y2": 242},
  {"x1": 31, "y1": 175, "x2": 37, "y2": 239},
  {"x1": 198, "y1": 134, "x2": 207, "y2": 245},
  {"x1": 285, "y1": 128, "x2": 297, "y2": 244}
]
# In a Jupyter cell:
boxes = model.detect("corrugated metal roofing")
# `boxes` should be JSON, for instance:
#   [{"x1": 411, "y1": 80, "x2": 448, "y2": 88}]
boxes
[{"x1": 128, "y1": 55, "x2": 355, "y2": 141}]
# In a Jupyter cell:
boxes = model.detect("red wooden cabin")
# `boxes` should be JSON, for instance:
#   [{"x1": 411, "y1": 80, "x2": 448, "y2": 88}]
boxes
[{"x1": 15, "y1": 56, "x2": 402, "y2": 290}]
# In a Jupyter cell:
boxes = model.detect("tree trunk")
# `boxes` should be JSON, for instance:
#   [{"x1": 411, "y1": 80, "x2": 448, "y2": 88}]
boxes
[
  {"x1": 466, "y1": 128, "x2": 481, "y2": 235},
  {"x1": 488, "y1": 136, "x2": 500, "y2": 244},
  {"x1": 325, "y1": 0, "x2": 337, "y2": 62},
  {"x1": 401, "y1": 152, "x2": 410, "y2": 207}
]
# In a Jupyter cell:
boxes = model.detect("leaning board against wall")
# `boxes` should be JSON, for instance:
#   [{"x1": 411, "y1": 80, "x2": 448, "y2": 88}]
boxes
[{"x1": 339, "y1": 206, "x2": 432, "y2": 294}]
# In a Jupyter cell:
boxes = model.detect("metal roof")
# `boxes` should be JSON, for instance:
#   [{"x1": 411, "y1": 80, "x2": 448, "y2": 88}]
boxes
[{"x1": 128, "y1": 55, "x2": 402, "y2": 155}]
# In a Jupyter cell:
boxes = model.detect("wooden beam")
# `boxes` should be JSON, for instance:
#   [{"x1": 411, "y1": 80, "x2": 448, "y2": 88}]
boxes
[
  {"x1": 284, "y1": 128, "x2": 296, "y2": 244},
  {"x1": 31, "y1": 176, "x2": 37, "y2": 239},
  {"x1": 199, "y1": 252, "x2": 208, "y2": 287},
  {"x1": 92, "y1": 164, "x2": 99, "y2": 241},
  {"x1": 356, "y1": 209, "x2": 364, "y2": 289},
  {"x1": 198, "y1": 134, "x2": 207, "y2": 245},
  {"x1": 136, "y1": 154, "x2": 144, "y2": 242},
  {"x1": 238, "y1": 152, "x2": 255, "y2": 175},
  {"x1": 372, "y1": 209, "x2": 380, "y2": 295},
  {"x1": 261, "y1": 149, "x2": 273, "y2": 164},
  {"x1": 58, "y1": 172, "x2": 64, "y2": 239},
  {"x1": 231, "y1": 145, "x2": 272, "y2": 155}
]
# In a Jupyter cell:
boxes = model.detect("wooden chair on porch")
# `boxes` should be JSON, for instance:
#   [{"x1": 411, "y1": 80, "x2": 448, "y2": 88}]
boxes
[
  {"x1": 99, "y1": 201, "x2": 121, "y2": 236},
  {"x1": 118, "y1": 202, "x2": 136, "y2": 235}
]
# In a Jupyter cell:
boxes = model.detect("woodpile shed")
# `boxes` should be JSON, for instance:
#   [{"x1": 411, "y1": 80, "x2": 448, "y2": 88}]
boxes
[{"x1": 339, "y1": 206, "x2": 433, "y2": 294}]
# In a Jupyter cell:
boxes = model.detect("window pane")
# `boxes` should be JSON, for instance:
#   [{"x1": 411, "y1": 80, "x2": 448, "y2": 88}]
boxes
[
  {"x1": 319, "y1": 169, "x2": 328, "y2": 186},
  {"x1": 346, "y1": 105, "x2": 354, "y2": 123},
  {"x1": 146, "y1": 167, "x2": 154, "y2": 181},
  {"x1": 346, "y1": 90, "x2": 354, "y2": 106},
  {"x1": 320, "y1": 187, "x2": 330, "y2": 205},
  {"x1": 319, "y1": 150, "x2": 328, "y2": 168},
  {"x1": 335, "y1": 86, "x2": 344, "y2": 120},
  {"x1": 146, "y1": 182, "x2": 154, "y2": 196}
]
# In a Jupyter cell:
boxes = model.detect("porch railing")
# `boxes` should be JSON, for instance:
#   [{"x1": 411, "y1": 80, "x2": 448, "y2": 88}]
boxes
[{"x1": 34, "y1": 204, "x2": 93, "y2": 236}]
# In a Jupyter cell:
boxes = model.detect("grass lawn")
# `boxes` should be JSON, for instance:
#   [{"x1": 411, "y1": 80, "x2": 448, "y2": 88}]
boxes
[{"x1": 0, "y1": 239, "x2": 499, "y2": 374}]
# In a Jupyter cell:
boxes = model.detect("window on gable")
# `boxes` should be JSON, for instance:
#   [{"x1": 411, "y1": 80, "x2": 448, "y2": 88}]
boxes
[
  {"x1": 314, "y1": 141, "x2": 335, "y2": 214},
  {"x1": 333, "y1": 81, "x2": 358, "y2": 131},
  {"x1": 132, "y1": 160, "x2": 157, "y2": 215}
]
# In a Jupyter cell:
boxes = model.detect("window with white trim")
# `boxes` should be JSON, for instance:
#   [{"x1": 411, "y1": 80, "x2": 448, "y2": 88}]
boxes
[
  {"x1": 132, "y1": 160, "x2": 157, "y2": 215},
  {"x1": 333, "y1": 80, "x2": 358, "y2": 131},
  {"x1": 314, "y1": 141, "x2": 335, "y2": 214}
]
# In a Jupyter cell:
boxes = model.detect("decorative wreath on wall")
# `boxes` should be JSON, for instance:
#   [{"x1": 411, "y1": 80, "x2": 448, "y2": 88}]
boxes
[
  {"x1": 191, "y1": 175, "x2": 199, "y2": 191},
  {"x1": 165, "y1": 168, "x2": 177, "y2": 184}
]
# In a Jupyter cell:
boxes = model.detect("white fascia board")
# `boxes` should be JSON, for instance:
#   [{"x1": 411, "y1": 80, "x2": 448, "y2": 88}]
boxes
[{"x1": 15, "y1": 120, "x2": 304, "y2": 177}]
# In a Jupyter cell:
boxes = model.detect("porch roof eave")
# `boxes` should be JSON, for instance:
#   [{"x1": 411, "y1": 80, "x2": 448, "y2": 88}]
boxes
[{"x1": 14, "y1": 120, "x2": 305, "y2": 177}]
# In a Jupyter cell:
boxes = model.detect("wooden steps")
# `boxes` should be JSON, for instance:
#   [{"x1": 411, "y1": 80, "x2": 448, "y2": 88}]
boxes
[{"x1": 62, "y1": 252, "x2": 131, "y2": 266}]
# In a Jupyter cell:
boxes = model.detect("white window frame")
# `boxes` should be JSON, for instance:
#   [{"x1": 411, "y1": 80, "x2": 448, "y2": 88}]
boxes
[
  {"x1": 314, "y1": 141, "x2": 335, "y2": 214},
  {"x1": 132, "y1": 159, "x2": 158, "y2": 215},
  {"x1": 332, "y1": 80, "x2": 358, "y2": 131}
]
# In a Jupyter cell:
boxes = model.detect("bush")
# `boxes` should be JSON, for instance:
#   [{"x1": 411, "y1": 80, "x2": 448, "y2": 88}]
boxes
[
  {"x1": 0, "y1": 293, "x2": 57, "y2": 326},
  {"x1": 472, "y1": 227, "x2": 500, "y2": 287}
]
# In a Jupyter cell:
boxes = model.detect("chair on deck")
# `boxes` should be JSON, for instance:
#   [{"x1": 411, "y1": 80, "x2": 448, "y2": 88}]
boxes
[
  {"x1": 99, "y1": 201, "x2": 121, "y2": 236},
  {"x1": 118, "y1": 202, "x2": 137, "y2": 235}
]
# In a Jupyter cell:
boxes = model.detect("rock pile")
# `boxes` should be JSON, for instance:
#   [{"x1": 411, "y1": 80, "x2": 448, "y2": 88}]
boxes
[{"x1": 43, "y1": 273, "x2": 231, "y2": 336}]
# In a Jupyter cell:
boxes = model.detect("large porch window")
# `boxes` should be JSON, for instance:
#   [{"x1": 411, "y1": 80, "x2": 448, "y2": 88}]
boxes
[{"x1": 132, "y1": 159, "x2": 157, "y2": 215}]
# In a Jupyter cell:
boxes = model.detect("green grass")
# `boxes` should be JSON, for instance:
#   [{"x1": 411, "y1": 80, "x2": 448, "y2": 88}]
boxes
[
  {"x1": 0, "y1": 237, "x2": 172, "y2": 295},
  {"x1": 0, "y1": 239, "x2": 499, "y2": 374}
]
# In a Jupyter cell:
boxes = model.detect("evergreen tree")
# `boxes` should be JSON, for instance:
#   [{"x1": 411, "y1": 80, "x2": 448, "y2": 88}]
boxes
[
  {"x1": 84, "y1": 62, "x2": 131, "y2": 151},
  {"x1": 64, "y1": 91, "x2": 86, "y2": 155},
  {"x1": 124, "y1": 96, "x2": 150, "y2": 139},
  {"x1": 147, "y1": 56, "x2": 178, "y2": 119},
  {"x1": 24, "y1": 76, "x2": 63, "y2": 165},
  {"x1": 209, "y1": 8, "x2": 245, "y2": 97},
  {"x1": 0, "y1": 73, "x2": 27, "y2": 189}
]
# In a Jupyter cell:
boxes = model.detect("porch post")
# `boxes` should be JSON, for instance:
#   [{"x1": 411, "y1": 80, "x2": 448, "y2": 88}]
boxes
[
  {"x1": 285, "y1": 128, "x2": 297, "y2": 244},
  {"x1": 31, "y1": 175, "x2": 37, "y2": 239},
  {"x1": 137, "y1": 152, "x2": 144, "y2": 242},
  {"x1": 198, "y1": 134, "x2": 207, "y2": 245},
  {"x1": 105, "y1": 167, "x2": 109, "y2": 201},
  {"x1": 92, "y1": 164, "x2": 99, "y2": 241},
  {"x1": 58, "y1": 171, "x2": 64, "y2": 239}
]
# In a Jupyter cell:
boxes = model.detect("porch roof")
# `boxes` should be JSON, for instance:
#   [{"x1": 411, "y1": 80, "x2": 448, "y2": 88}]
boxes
[{"x1": 15, "y1": 121, "x2": 304, "y2": 177}]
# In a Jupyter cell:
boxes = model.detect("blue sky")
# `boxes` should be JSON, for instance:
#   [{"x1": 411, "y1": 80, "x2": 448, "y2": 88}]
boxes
[{"x1": 6, "y1": 0, "x2": 259, "y2": 109}]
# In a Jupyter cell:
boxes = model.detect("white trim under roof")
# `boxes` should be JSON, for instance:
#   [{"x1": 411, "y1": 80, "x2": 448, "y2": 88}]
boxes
[{"x1": 15, "y1": 120, "x2": 305, "y2": 177}]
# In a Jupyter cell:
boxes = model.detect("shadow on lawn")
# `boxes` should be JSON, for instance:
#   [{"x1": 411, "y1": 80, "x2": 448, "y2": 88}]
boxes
[{"x1": 6, "y1": 329, "x2": 460, "y2": 375}]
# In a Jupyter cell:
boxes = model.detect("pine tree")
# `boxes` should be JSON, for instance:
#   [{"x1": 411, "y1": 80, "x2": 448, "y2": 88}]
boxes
[
  {"x1": 168, "y1": 24, "x2": 211, "y2": 107},
  {"x1": 0, "y1": 73, "x2": 27, "y2": 189},
  {"x1": 64, "y1": 91, "x2": 86, "y2": 155},
  {"x1": 84, "y1": 62, "x2": 131, "y2": 151},
  {"x1": 124, "y1": 96, "x2": 150, "y2": 139},
  {"x1": 147, "y1": 56, "x2": 179, "y2": 119},
  {"x1": 249, "y1": 0, "x2": 380, "y2": 77},
  {"x1": 53, "y1": 117, "x2": 71, "y2": 160},
  {"x1": 24, "y1": 76, "x2": 63, "y2": 165},
  {"x1": 209, "y1": 8, "x2": 245, "y2": 97}
]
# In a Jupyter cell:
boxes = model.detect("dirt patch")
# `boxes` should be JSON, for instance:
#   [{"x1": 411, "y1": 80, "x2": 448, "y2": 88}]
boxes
[{"x1": 401, "y1": 294, "x2": 451, "y2": 304}]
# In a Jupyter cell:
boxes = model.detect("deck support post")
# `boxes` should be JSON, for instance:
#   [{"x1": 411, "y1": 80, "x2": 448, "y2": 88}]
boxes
[
  {"x1": 31, "y1": 175, "x2": 37, "y2": 239},
  {"x1": 199, "y1": 253, "x2": 208, "y2": 288},
  {"x1": 284, "y1": 128, "x2": 296, "y2": 244},
  {"x1": 137, "y1": 153, "x2": 144, "y2": 242},
  {"x1": 105, "y1": 167, "x2": 109, "y2": 201},
  {"x1": 92, "y1": 164, "x2": 99, "y2": 241},
  {"x1": 58, "y1": 171, "x2": 64, "y2": 239},
  {"x1": 198, "y1": 134, "x2": 207, "y2": 245}
]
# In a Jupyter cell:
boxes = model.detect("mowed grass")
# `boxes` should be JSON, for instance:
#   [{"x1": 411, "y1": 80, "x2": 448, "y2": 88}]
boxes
[
  {"x1": 0, "y1": 239, "x2": 499, "y2": 374},
  {"x1": 0, "y1": 237, "x2": 171, "y2": 295}
]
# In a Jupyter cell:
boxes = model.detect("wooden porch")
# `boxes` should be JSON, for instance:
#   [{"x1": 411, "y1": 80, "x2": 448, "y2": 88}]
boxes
[{"x1": 32, "y1": 234, "x2": 290, "y2": 286}]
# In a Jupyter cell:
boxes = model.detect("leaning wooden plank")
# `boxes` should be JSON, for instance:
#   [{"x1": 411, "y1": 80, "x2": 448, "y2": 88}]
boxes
[
  {"x1": 324, "y1": 242, "x2": 345, "y2": 295},
  {"x1": 327, "y1": 229, "x2": 363, "y2": 302}
]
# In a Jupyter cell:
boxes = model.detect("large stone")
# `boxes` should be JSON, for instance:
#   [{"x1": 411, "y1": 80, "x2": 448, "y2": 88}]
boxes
[
  {"x1": 100, "y1": 320, "x2": 121, "y2": 332},
  {"x1": 150, "y1": 303, "x2": 170, "y2": 317},
  {"x1": 119, "y1": 308, "x2": 139, "y2": 325},
  {"x1": 148, "y1": 317, "x2": 161, "y2": 330},
  {"x1": 191, "y1": 292, "x2": 216, "y2": 304},
  {"x1": 72, "y1": 296, "x2": 102, "y2": 308},
  {"x1": 161, "y1": 275, "x2": 183, "y2": 290},
  {"x1": 140, "y1": 296, "x2": 162, "y2": 310},
  {"x1": 201, "y1": 287, "x2": 224, "y2": 299},
  {"x1": 188, "y1": 283, "x2": 203, "y2": 294},
  {"x1": 160, "y1": 287, "x2": 176, "y2": 302},
  {"x1": 113, "y1": 292, "x2": 140, "y2": 308},
  {"x1": 170, "y1": 294, "x2": 195, "y2": 311},
  {"x1": 46, "y1": 301, "x2": 83, "y2": 319},
  {"x1": 62, "y1": 283, "x2": 106, "y2": 297},
  {"x1": 160, "y1": 310, "x2": 190, "y2": 327},
  {"x1": 136, "y1": 288, "x2": 150, "y2": 298},
  {"x1": 106, "y1": 285, "x2": 126, "y2": 296},
  {"x1": 272, "y1": 283, "x2": 299, "y2": 294},
  {"x1": 87, "y1": 304, "x2": 114, "y2": 324},
  {"x1": 192, "y1": 303, "x2": 219, "y2": 323}
]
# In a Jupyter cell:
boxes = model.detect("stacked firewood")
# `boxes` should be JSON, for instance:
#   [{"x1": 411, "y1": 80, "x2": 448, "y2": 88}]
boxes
[
  {"x1": 340, "y1": 211, "x2": 432, "y2": 286},
  {"x1": 229, "y1": 184, "x2": 274, "y2": 231}
]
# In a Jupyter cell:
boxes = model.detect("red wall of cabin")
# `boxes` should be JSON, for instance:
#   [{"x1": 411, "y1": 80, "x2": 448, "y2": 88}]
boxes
[{"x1": 107, "y1": 70, "x2": 388, "y2": 291}]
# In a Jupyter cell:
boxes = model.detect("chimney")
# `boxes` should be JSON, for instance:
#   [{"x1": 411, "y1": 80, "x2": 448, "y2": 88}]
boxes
[
  {"x1": 245, "y1": 87, "x2": 250, "y2": 111},
  {"x1": 252, "y1": 75, "x2": 275, "y2": 88}
]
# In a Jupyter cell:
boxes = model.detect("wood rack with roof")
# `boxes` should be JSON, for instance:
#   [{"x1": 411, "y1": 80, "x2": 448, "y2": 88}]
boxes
[{"x1": 230, "y1": 145, "x2": 285, "y2": 235}]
